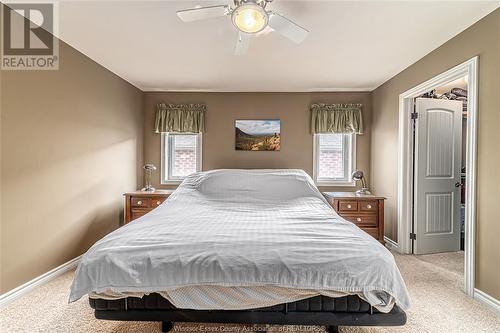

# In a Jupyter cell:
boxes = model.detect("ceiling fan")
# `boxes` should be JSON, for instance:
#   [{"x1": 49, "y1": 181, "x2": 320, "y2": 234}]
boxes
[{"x1": 176, "y1": 0, "x2": 309, "y2": 55}]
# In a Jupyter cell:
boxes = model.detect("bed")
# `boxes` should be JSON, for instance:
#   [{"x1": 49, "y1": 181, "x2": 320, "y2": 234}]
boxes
[{"x1": 70, "y1": 169, "x2": 410, "y2": 332}]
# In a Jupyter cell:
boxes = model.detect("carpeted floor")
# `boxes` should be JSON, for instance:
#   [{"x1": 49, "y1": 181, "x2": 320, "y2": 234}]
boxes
[{"x1": 1, "y1": 251, "x2": 498, "y2": 333}]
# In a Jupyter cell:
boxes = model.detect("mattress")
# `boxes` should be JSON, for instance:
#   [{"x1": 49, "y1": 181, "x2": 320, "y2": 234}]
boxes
[
  {"x1": 89, "y1": 285, "x2": 346, "y2": 311},
  {"x1": 70, "y1": 169, "x2": 410, "y2": 313},
  {"x1": 90, "y1": 293, "x2": 373, "y2": 313}
]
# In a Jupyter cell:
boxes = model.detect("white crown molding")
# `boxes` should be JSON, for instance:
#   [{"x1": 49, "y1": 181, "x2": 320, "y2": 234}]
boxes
[
  {"x1": 0, "y1": 255, "x2": 82, "y2": 308},
  {"x1": 474, "y1": 288, "x2": 500, "y2": 314}
]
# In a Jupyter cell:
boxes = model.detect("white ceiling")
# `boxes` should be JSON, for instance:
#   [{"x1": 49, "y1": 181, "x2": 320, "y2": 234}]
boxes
[{"x1": 50, "y1": 1, "x2": 500, "y2": 91}]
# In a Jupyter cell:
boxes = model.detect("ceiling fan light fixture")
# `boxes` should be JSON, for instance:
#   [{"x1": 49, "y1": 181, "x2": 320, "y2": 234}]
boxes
[{"x1": 232, "y1": 3, "x2": 268, "y2": 34}]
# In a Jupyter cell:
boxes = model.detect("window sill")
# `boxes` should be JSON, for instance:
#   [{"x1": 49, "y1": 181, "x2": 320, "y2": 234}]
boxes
[
  {"x1": 315, "y1": 180, "x2": 356, "y2": 187},
  {"x1": 160, "y1": 180, "x2": 183, "y2": 185}
]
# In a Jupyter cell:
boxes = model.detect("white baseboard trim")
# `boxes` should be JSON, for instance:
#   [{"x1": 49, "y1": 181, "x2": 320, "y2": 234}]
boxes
[
  {"x1": 384, "y1": 236, "x2": 401, "y2": 253},
  {"x1": 474, "y1": 288, "x2": 500, "y2": 314},
  {"x1": 0, "y1": 255, "x2": 82, "y2": 308}
]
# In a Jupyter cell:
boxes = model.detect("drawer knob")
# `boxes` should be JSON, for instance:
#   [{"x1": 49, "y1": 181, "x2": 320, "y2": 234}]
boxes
[
  {"x1": 356, "y1": 217, "x2": 362, "y2": 222},
  {"x1": 347, "y1": 204, "x2": 352, "y2": 209},
  {"x1": 137, "y1": 200, "x2": 142, "y2": 205},
  {"x1": 367, "y1": 204, "x2": 372, "y2": 209},
  {"x1": 156, "y1": 201, "x2": 161, "y2": 205}
]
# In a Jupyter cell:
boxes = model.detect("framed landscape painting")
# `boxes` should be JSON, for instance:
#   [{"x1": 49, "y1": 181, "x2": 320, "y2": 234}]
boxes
[{"x1": 235, "y1": 120, "x2": 281, "y2": 151}]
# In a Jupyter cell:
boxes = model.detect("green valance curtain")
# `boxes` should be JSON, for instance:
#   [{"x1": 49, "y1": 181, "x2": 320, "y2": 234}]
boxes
[
  {"x1": 154, "y1": 103, "x2": 206, "y2": 133},
  {"x1": 310, "y1": 103, "x2": 363, "y2": 134}
]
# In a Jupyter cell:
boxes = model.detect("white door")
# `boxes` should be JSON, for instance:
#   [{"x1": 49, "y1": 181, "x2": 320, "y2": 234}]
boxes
[{"x1": 414, "y1": 98, "x2": 463, "y2": 254}]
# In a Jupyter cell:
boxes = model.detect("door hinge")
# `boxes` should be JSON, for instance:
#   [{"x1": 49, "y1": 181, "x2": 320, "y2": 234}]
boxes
[
  {"x1": 411, "y1": 112, "x2": 418, "y2": 120},
  {"x1": 410, "y1": 233, "x2": 416, "y2": 240}
]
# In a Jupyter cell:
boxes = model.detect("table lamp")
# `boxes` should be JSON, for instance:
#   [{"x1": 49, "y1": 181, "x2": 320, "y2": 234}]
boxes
[
  {"x1": 352, "y1": 170, "x2": 371, "y2": 195},
  {"x1": 141, "y1": 164, "x2": 157, "y2": 192}
]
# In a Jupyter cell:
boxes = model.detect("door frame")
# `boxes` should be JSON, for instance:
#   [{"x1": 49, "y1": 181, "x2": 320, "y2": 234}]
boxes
[{"x1": 396, "y1": 56, "x2": 478, "y2": 296}]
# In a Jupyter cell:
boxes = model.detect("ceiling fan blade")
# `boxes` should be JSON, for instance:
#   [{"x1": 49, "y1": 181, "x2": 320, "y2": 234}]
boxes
[
  {"x1": 268, "y1": 12, "x2": 309, "y2": 44},
  {"x1": 234, "y1": 32, "x2": 250, "y2": 56},
  {"x1": 176, "y1": 5, "x2": 229, "y2": 22}
]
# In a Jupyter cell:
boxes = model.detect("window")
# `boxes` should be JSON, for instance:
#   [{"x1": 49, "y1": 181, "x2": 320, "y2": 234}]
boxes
[
  {"x1": 313, "y1": 133, "x2": 355, "y2": 186},
  {"x1": 161, "y1": 133, "x2": 202, "y2": 184}
]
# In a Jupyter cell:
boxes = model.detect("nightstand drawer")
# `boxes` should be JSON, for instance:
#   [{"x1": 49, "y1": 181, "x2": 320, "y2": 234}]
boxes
[
  {"x1": 341, "y1": 214, "x2": 378, "y2": 227},
  {"x1": 359, "y1": 201, "x2": 378, "y2": 212},
  {"x1": 124, "y1": 190, "x2": 174, "y2": 224},
  {"x1": 338, "y1": 201, "x2": 359, "y2": 212},
  {"x1": 361, "y1": 228, "x2": 379, "y2": 239},
  {"x1": 151, "y1": 198, "x2": 166, "y2": 207},
  {"x1": 131, "y1": 197, "x2": 151, "y2": 208},
  {"x1": 131, "y1": 208, "x2": 149, "y2": 220}
]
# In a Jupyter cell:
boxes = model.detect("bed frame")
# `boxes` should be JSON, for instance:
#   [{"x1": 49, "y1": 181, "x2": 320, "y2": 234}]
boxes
[{"x1": 90, "y1": 293, "x2": 406, "y2": 332}]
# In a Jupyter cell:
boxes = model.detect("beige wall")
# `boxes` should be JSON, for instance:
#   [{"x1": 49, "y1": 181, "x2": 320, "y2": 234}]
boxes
[
  {"x1": 0, "y1": 41, "x2": 144, "y2": 292},
  {"x1": 143, "y1": 92, "x2": 372, "y2": 192},
  {"x1": 371, "y1": 9, "x2": 500, "y2": 297}
]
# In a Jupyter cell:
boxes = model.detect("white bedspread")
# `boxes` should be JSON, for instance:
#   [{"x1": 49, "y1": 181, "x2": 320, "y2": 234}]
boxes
[{"x1": 70, "y1": 169, "x2": 410, "y2": 312}]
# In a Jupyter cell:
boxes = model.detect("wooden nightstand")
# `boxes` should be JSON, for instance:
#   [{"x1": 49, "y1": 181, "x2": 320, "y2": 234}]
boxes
[
  {"x1": 123, "y1": 190, "x2": 174, "y2": 224},
  {"x1": 323, "y1": 192, "x2": 385, "y2": 244}
]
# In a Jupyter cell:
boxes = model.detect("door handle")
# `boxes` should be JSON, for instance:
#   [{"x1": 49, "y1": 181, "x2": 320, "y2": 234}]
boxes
[{"x1": 455, "y1": 182, "x2": 462, "y2": 188}]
